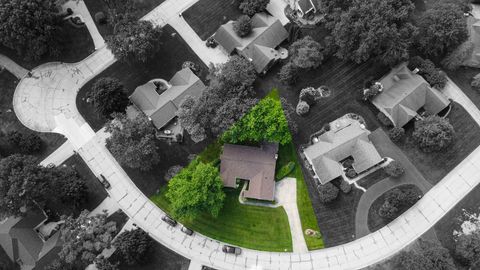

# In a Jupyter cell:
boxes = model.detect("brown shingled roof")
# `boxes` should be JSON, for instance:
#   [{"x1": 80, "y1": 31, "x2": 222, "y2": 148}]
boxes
[{"x1": 220, "y1": 143, "x2": 278, "y2": 201}]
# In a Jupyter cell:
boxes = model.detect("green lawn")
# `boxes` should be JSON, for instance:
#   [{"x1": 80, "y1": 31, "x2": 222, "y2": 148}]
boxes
[{"x1": 152, "y1": 188, "x2": 292, "y2": 252}]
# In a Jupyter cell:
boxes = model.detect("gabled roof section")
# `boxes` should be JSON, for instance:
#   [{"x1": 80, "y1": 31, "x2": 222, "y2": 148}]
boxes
[
  {"x1": 304, "y1": 118, "x2": 382, "y2": 184},
  {"x1": 129, "y1": 68, "x2": 206, "y2": 129},
  {"x1": 372, "y1": 63, "x2": 450, "y2": 127},
  {"x1": 214, "y1": 13, "x2": 288, "y2": 73},
  {"x1": 220, "y1": 142, "x2": 278, "y2": 201},
  {"x1": 0, "y1": 208, "x2": 61, "y2": 270}
]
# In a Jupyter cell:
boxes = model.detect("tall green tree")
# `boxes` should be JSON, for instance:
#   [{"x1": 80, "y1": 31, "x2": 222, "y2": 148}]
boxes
[
  {"x1": 393, "y1": 240, "x2": 456, "y2": 270},
  {"x1": 416, "y1": 3, "x2": 468, "y2": 59},
  {"x1": 89, "y1": 77, "x2": 129, "y2": 118},
  {"x1": 106, "y1": 113, "x2": 160, "y2": 171},
  {"x1": 167, "y1": 161, "x2": 225, "y2": 220},
  {"x1": 238, "y1": 0, "x2": 270, "y2": 16},
  {"x1": 0, "y1": 0, "x2": 61, "y2": 61},
  {"x1": 222, "y1": 97, "x2": 292, "y2": 145},
  {"x1": 106, "y1": 17, "x2": 163, "y2": 63},
  {"x1": 413, "y1": 116, "x2": 455, "y2": 152},
  {"x1": 57, "y1": 211, "x2": 117, "y2": 269},
  {"x1": 289, "y1": 36, "x2": 324, "y2": 69},
  {"x1": 113, "y1": 228, "x2": 153, "y2": 265},
  {"x1": 332, "y1": 0, "x2": 417, "y2": 66}
]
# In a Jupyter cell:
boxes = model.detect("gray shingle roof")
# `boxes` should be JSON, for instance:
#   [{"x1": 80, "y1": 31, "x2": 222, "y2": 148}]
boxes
[
  {"x1": 129, "y1": 68, "x2": 206, "y2": 129},
  {"x1": 213, "y1": 13, "x2": 288, "y2": 73},
  {"x1": 304, "y1": 118, "x2": 382, "y2": 184},
  {"x1": 372, "y1": 63, "x2": 450, "y2": 127}
]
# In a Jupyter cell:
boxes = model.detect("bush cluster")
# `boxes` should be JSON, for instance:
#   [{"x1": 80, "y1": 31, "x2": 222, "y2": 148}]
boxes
[
  {"x1": 408, "y1": 56, "x2": 447, "y2": 89},
  {"x1": 378, "y1": 187, "x2": 420, "y2": 219},
  {"x1": 383, "y1": 161, "x2": 405, "y2": 178},
  {"x1": 6, "y1": 131, "x2": 43, "y2": 154},
  {"x1": 388, "y1": 127, "x2": 405, "y2": 142},
  {"x1": 276, "y1": 161, "x2": 296, "y2": 180},
  {"x1": 340, "y1": 180, "x2": 352, "y2": 194},
  {"x1": 317, "y1": 182, "x2": 339, "y2": 203},
  {"x1": 413, "y1": 115, "x2": 455, "y2": 152},
  {"x1": 296, "y1": 101, "x2": 310, "y2": 116}
]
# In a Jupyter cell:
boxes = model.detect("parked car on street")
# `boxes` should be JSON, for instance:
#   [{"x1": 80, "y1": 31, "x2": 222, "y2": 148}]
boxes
[
  {"x1": 98, "y1": 174, "x2": 111, "y2": 189},
  {"x1": 222, "y1": 245, "x2": 241, "y2": 255},
  {"x1": 181, "y1": 226, "x2": 194, "y2": 236},
  {"x1": 161, "y1": 215, "x2": 177, "y2": 227}
]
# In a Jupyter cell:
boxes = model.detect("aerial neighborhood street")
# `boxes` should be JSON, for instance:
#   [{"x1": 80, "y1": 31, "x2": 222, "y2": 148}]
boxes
[{"x1": 2, "y1": 0, "x2": 480, "y2": 270}]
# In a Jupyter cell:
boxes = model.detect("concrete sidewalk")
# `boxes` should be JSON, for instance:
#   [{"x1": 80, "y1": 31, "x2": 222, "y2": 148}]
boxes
[{"x1": 0, "y1": 54, "x2": 28, "y2": 79}]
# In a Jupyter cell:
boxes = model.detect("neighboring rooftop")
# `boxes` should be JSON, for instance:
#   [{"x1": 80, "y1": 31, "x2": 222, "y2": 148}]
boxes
[
  {"x1": 129, "y1": 68, "x2": 206, "y2": 129},
  {"x1": 213, "y1": 12, "x2": 288, "y2": 73},
  {"x1": 0, "y1": 208, "x2": 62, "y2": 270},
  {"x1": 303, "y1": 117, "x2": 383, "y2": 185},
  {"x1": 220, "y1": 142, "x2": 279, "y2": 201},
  {"x1": 296, "y1": 0, "x2": 317, "y2": 17},
  {"x1": 372, "y1": 63, "x2": 450, "y2": 128}
]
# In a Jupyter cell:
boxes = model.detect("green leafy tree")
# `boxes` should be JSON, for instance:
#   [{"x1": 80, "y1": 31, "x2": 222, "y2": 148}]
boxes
[
  {"x1": 278, "y1": 62, "x2": 299, "y2": 85},
  {"x1": 456, "y1": 229, "x2": 480, "y2": 266},
  {"x1": 89, "y1": 77, "x2": 129, "y2": 118},
  {"x1": 289, "y1": 36, "x2": 324, "y2": 69},
  {"x1": 388, "y1": 127, "x2": 405, "y2": 142},
  {"x1": 393, "y1": 240, "x2": 456, "y2": 270},
  {"x1": 413, "y1": 116, "x2": 455, "y2": 152},
  {"x1": 0, "y1": 155, "x2": 47, "y2": 217},
  {"x1": 222, "y1": 97, "x2": 292, "y2": 145},
  {"x1": 114, "y1": 229, "x2": 153, "y2": 265},
  {"x1": 0, "y1": 0, "x2": 61, "y2": 61},
  {"x1": 332, "y1": 0, "x2": 417, "y2": 66},
  {"x1": 320, "y1": 0, "x2": 353, "y2": 29},
  {"x1": 167, "y1": 161, "x2": 225, "y2": 220},
  {"x1": 6, "y1": 131, "x2": 43, "y2": 154},
  {"x1": 383, "y1": 161, "x2": 405, "y2": 178},
  {"x1": 95, "y1": 257, "x2": 119, "y2": 270},
  {"x1": 178, "y1": 56, "x2": 258, "y2": 140},
  {"x1": 416, "y1": 3, "x2": 468, "y2": 59},
  {"x1": 54, "y1": 166, "x2": 88, "y2": 210},
  {"x1": 58, "y1": 211, "x2": 117, "y2": 269},
  {"x1": 317, "y1": 182, "x2": 339, "y2": 203},
  {"x1": 239, "y1": 0, "x2": 270, "y2": 16},
  {"x1": 106, "y1": 17, "x2": 163, "y2": 63},
  {"x1": 106, "y1": 113, "x2": 160, "y2": 171},
  {"x1": 233, "y1": 15, "x2": 252, "y2": 37}
]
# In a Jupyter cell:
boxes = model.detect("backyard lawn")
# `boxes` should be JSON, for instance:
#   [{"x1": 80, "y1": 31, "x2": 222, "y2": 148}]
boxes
[
  {"x1": 77, "y1": 25, "x2": 208, "y2": 131},
  {"x1": 183, "y1": 0, "x2": 242, "y2": 40},
  {"x1": 0, "y1": 22, "x2": 94, "y2": 70},
  {"x1": 0, "y1": 71, "x2": 65, "y2": 160},
  {"x1": 393, "y1": 102, "x2": 480, "y2": 185}
]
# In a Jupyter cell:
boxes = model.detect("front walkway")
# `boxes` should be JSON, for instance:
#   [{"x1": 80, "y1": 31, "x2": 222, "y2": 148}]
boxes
[
  {"x1": 61, "y1": 0, "x2": 105, "y2": 49},
  {"x1": 0, "y1": 54, "x2": 29, "y2": 79}
]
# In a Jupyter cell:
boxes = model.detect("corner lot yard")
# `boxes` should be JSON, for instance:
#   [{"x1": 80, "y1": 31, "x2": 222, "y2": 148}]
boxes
[
  {"x1": 77, "y1": 25, "x2": 208, "y2": 131},
  {"x1": 0, "y1": 71, "x2": 65, "y2": 160},
  {"x1": 0, "y1": 23, "x2": 94, "y2": 70},
  {"x1": 183, "y1": 0, "x2": 242, "y2": 40},
  {"x1": 152, "y1": 188, "x2": 293, "y2": 252},
  {"x1": 392, "y1": 102, "x2": 480, "y2": 185}
]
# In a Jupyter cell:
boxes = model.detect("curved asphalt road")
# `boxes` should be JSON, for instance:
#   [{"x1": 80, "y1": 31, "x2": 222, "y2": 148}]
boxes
[{"x1": 10, "y1": 0, "x2": 480, "y2": 269}]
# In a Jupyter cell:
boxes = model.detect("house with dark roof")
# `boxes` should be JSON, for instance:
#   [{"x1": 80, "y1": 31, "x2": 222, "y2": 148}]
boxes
[
  {"x1": 220, "y1": 143, "x2": 278, "y2": 201},
  {"x1": 0, "y1": 208, "x2": 62, "y2": 270},
  {"x1": 213, "y1": 13, "x2": 288, "y2": 74},
  {"x1": 129, "y1": 68, "x2": 206, "y2": 130},
  {"x1": 303, "y1": 117, "x2": 383, "y2": 185},
  {"x1": 372, "y1": 63, "x2": 451, "y2": 128}
]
